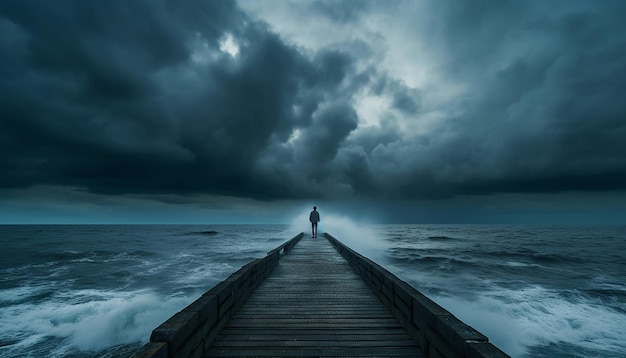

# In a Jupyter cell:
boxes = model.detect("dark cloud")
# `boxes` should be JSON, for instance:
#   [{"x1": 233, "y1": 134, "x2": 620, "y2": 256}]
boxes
[
  {"x1": 0, "y1": 0, "x2": 356, "y2": 199},
  {"x1": 348, "y1": 0, "x2": 626, "y2": 199},
  {"x1": 1, "y1": 0, "x2": 626, "y2": 207},
  {"x1": 302, "y1": 102, "x2": 358, "y2": 164},
  {"x1": 310, "y1": 0, "x2": 370, "y2": 23}
]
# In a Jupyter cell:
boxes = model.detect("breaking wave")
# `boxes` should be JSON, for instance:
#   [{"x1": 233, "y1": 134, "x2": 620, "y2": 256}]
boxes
[{"x1": 0, "y1": 289, "x2": 193, "y2": 356}]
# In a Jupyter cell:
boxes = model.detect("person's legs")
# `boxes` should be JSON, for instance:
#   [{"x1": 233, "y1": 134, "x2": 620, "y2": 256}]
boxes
[{"x1": 311, "y1": 223, "x2": 315, "y2": 237}]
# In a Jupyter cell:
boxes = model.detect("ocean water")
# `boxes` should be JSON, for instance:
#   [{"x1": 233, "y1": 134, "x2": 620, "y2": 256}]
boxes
[
  {"x1": 1, "y1": 223, "x2": 625, "y2": 357},
  {"x1": 0, "y1": 225, "x2": 290, "y2": 357}
]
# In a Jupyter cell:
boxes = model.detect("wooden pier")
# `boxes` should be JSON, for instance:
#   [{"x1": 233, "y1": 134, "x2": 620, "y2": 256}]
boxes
[
  {"x1": 206, "y1": 234, "x2": 421, "y2": 357},
  {"x1": 133, "y1": 233, "x2": 510, "y2": 358}
]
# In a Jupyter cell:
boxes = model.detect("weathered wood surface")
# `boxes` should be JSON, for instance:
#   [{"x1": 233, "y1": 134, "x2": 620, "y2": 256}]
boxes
[{"x1": 205, "y1": 236, "x2": 423, "y2": 357}]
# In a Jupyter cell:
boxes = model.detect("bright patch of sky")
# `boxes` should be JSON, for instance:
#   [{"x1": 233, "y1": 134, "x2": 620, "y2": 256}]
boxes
[
  {"x1": 219, "y1": 33, "x2": 240, "y2": 58},
  {"x1": 239, "y1": 1, "x2": 436, "y2": 134}
]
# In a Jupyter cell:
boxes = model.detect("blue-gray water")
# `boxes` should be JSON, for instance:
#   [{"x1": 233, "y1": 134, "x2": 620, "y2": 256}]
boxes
[{"x1": 1, "y1": 224, "x2": 625, "y2": 357}]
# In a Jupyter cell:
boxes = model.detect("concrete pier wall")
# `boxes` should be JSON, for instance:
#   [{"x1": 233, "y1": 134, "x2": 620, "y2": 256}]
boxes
[
  {"x1": 131, "y1": 233, "x2": 304, "y2": 358},
  {"x1": 325, "y1": 233, "x2": 510, "y2": 358}
]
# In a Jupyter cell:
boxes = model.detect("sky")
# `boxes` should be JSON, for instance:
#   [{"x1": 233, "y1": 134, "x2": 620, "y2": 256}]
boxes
[{"x1": 1, "y1": 0, "x2": 626, "y2": 224}]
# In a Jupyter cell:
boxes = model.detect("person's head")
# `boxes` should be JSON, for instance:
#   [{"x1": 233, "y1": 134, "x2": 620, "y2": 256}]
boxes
[{"x1": 313, "y1": 206, "x2": 317, "y2": 210}]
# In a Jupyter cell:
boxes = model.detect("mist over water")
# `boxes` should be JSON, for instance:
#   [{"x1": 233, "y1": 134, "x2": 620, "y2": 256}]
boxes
[
  {"x1": 1, "y1": 223, "x2": 625, "y2": 357},
  {"x1": 288, "y1": 208, "x2": 389, "y2": 263}
]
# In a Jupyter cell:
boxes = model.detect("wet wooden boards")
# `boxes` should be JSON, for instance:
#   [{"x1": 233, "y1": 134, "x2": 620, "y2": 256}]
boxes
[{"x1": 205, "y1": 236, "x2": 423, "y2": 357}]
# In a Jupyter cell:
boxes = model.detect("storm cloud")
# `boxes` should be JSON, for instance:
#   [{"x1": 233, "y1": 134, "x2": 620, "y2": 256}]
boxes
[{"x1": 1, "y1": 0, "x2": 626, "y2": 206}]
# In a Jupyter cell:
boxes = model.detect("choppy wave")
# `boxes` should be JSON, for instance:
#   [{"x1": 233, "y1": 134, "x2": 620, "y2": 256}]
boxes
[
  {"x1": 0, "y1": 224, "x2": 289, "y2": 357},
  {"x1": 1, "y1": 224, "x2": 625, "y2": 357},
  {"x1": 377, "y1": 224, "x2": 626, "y2": 358},
  {"x1": 0, "y1": 289, "x2": 192, "y2": 357},
  {"x1": 433, "y1": 285, "x2": 626, "y2": 357},
  {"x1": 181, "y1": 230, "x2": 219, "y2": 236},
  {"x1": 426, "y1": 235, "x2": 458, "y2": 241}
]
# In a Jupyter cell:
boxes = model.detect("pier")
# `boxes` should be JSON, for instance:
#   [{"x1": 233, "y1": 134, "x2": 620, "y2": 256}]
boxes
[{"x1": 132, "y1": 233, "x2": 509, "y2": 357}]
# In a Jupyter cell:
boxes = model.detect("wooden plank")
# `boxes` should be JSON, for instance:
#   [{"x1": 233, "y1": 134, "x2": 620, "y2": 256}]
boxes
[
  {"x1": 204, "y1": 236, "x2": 424, "y2": 357},
  {"x1": 216, "y1": 332, "x2": 414, "y2": 341},
  {"x1": 222, "y1": 322, "x2": 403, "y2": 329},
  {"x1": 236, "y1": 306, "x2": 391, "y2": 311},
  {"x1": 210, "y1": 340, "x2": 420, "y2": 348},
  {"x1": 206, "y1": 347, "x2": 421, "y2": 357}
]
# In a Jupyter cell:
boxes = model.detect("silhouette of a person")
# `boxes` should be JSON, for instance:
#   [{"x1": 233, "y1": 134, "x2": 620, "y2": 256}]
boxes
[{"x1": 309, "y1": 206, "x2": 320, "y2": 238}]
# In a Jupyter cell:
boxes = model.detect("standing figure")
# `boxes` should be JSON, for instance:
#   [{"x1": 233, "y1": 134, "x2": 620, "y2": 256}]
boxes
[{"x1": 309, "y1": 206, "x2": 320, "y2": 238}]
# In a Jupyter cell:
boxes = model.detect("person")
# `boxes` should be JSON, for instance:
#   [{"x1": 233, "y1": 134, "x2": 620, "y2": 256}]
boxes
[{"x1": 309, "y1": 206, "x2": 320, "y2": 238}]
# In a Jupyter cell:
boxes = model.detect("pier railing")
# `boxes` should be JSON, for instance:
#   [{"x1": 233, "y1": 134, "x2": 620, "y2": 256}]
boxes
[
  {"x1": 131, "y1": 233, "x2": 304, "y2": 358},
  {"x1": 325, "y1": 233, "x2": 509, "y2": 358},
  {"x1": 133, "y1": 232, "x2": 509, "y2": 358}
]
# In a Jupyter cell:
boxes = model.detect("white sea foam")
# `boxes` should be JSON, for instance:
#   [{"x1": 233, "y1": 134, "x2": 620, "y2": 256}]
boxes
[
  {"x1": 0, "y1": 289, "x2": 192, "y2": 354},
  {"x1": 433, "y1": 285, "x2": 626, "y2": 357},
  {"x1": 0, "y1": 284, "x2": 50, "y2": 304},
  {"x1": 171, "y1": 262, "x2": 234, "y2": 287}
]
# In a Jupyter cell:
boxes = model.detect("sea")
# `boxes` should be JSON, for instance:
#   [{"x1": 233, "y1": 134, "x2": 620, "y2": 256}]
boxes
[{"x1": 0, "y1": 220, "x2": 625, "y2": 357}]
